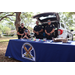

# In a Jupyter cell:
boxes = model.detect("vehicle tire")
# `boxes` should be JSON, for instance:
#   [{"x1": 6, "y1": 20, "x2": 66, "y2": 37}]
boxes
[
  {"x1": 67, "y1": 34, "x2": 73, "y2": 41},
  {"x1": 67, "y1": 35, "x2": 69, "y2": 38}
]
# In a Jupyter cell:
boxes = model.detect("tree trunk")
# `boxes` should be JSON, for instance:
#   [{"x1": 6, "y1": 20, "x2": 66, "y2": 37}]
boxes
[{"x1": 15, "y1": 12, "x2": 21, "y2": 31}]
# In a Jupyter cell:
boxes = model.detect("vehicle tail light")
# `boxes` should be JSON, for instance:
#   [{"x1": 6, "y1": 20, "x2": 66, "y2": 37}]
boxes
[{"x1": 58, "y1": 29, "x2": 63, "y2": 35}]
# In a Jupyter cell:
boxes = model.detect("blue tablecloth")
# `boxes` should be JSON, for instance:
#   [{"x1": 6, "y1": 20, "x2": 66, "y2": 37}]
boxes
[{"x1": 5, "y1": 39, "x2": 75, "y2": 62}]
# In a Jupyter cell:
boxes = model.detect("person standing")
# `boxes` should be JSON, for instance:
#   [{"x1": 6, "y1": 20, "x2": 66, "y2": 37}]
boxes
[
  {"x1": 33, "y1": 21, "x2": 43, "y2": 39},
  {"x1": 45, "y1": 20, "x2": 55, "y2": 40}
]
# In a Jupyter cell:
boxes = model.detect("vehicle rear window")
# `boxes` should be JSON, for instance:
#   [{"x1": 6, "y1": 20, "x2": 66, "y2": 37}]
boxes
[
  {"x1": 40, "y1": 15, "x2": 56, "y2": 20},
  {"x1": 61, "y1": 24, "x2": 65, "y2": 28}
]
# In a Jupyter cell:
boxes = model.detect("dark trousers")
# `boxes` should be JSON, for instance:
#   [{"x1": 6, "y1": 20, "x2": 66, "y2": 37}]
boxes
[
  {"x1": 17, "y1": 35, "x2": 22, "y2": 39},
  {"x1": 46, "y1": 34, "x2": 52, "y2": 40},
  {"x1": 35, "y1": 34, "x2": 43, "y2": 39}
]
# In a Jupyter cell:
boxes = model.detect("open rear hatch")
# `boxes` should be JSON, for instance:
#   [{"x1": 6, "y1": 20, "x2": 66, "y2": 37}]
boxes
[
  {"x1": 33, "y1": 12, "x2": 60, "y2": 23},
  {"x1": 33, "y1": 12, "x2": 60, "y2": 38}
]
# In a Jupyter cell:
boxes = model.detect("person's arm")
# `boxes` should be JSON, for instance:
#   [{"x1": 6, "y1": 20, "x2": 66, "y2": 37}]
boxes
[
  {"x1": 39, "y1": 29, "x2": 43, "y2": 33},
  {"x1": 45, "y1": 30, "x2": 47, "y2": 34},
  {"x1": 28, "y1": 34, "x2": 31, "y2": 38},
  {"x1": 22, "y1": 35, "x2": 25, "y2": 39},
  {"x1": 17, "y1": 27, "x2": 24, "y2": 36},
  {"x1": 45, "y1": 26, "x2": 50, "y2": 36},
  {"x1": 38, "y1": 25, "x2": 43, "y2": 33},
  {"x1": 17, "y1": 32, "x2": 24, "y2": 36},
  {"x1": 25, "y1": 35, "x2": 28, "y2": 39},
  {"x1": 33, "y1": 30, "x2": 37, "y2": 34},
  {"x1": 45, "y1": 30, "x2": 50, "y2": 36},
  {"x1": 33, "y1": 30, "x2": 39, "y2": 35},
  {"x1": 33, "y1": 26, "x2": 37, "y2": 34},
  {"x1": 50, "y1": 28, "x2": 55, "y2": 34},
  {"x1": 50, "y1": 25, "x2": 55, "y2": 34},
  {"x1": 26, "y1": 29, "x2": 30, "y2": 35},
  {"x1": 23, "y1": 35, "x2": 28, "y2": 39}
]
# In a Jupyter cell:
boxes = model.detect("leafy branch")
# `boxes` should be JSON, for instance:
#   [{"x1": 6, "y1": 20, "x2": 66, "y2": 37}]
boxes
[{"x1": 0, "y1": 12, "x2": 15, "y2": 21}]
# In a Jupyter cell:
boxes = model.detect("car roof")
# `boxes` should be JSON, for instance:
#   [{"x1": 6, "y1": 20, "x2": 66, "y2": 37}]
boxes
[{"x1": 33, "y1": 12, "x2": 60, "y2": 23}]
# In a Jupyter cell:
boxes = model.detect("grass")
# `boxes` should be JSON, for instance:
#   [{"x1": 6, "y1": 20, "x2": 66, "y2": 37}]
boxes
[
  {"x1": 0, "y1": 36, "x2": 18, "y2": 42},
  {"x1": 0, "y1": 41, "x2": 20, "y2": 62},
  {"x1": 0, "y1": 36, "x2": 19, "y2": 62}
]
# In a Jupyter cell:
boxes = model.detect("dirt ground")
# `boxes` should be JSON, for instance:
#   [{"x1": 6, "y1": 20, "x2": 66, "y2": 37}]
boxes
[{"x1": 0, "y1": 42, "x2": 20, "y2": 62}]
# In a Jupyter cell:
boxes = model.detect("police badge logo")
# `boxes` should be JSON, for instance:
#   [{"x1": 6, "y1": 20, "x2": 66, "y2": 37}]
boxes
[{"x1": 21, "y1": 43, "x2": 36, "y2": 61}]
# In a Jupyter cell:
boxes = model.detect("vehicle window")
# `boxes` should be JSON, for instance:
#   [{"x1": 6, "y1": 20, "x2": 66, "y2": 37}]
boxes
[
  {"x1": 39, "y1": 15, "x2": 56, "y2": 20},
  {"x1": 61, "y1": 24, "x2": 64, "y2": 28},
  {"x1": 39, "y1": 22, "x2": 42, "y2": 25}
]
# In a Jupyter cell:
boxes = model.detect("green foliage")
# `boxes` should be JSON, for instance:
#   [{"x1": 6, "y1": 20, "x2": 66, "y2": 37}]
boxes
[
  {"x1": 0, "y1": 30, "x2": 2, "y2": 34},
  {"x1": 21, "y1": 12, "x2": 34, "y2": 28},
  {"x1": 0, "y1": 24, "x2": 3, "y2": 31},
  {"x1": 59, "y1": 12, "x2": 75, "y2": 27},
  {"x1": 0, "y1": 12, "x2": 16, "y2": 30},
  {"x1": 3, "y1": 26, "x2": 11, "y2": 35},
  {"x1": 69, "y1": 27, "x2": 75, "y2": 31},
  {"x1": 0, "y1": 12, "x2": 15, "y2": 21},
  {"x1": 0, "y1": 12, "x2": 39, "y2": 30},
  {"x1": 1, "y1": 12, "x2": 75, "y2": 31},
  {"x1": 0, "y1": 24, "x2": 3, "y2": 35}
]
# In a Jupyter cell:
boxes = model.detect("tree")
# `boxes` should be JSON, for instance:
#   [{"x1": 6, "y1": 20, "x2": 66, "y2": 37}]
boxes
[
  {"x1": 0, "y1": 30, "x2": 2, "y2": 37},
  {"x1": 0, "y1": 12, "x2": 21, "y2": 31},
  {"x1": 3, "y1": 26, "x2": 11, "y2": 35},
  {"x1": 59, "y1": 12, "x2": 75, "y2": 27},
  {"x1": 21, "y1": 12, "x2": 34, "y2": 28},
  {"x1": 15, "y1": 12, "x2": 21, "y2": 30},
  {"x1": 0, "y1": 24, "x2": 3, "y2": 37},
  {"x1": 0, "y1": 24, "x2": 3, "y2": 31},
  {"x1": 0, "y1": 12, "x2": 43, "y2": 35},
  {"x1": 0, "y1": 12, "x2": 34, "y2": 31}
]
